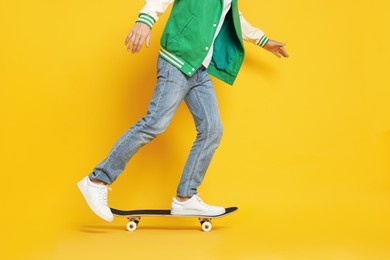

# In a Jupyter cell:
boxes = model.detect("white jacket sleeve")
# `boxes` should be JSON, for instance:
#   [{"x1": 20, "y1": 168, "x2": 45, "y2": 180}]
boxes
[
  {"x1": 136, "y1": 0, "x2": 174, "y2": 29},
  {"x1": 239, "y1": 11, "x2": 269, "y2": 47}
]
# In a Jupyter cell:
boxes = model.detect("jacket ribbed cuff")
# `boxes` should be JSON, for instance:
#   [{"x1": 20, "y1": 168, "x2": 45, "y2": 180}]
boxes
[
  {"x1": 136, "y1": 13, "x2": 156, "y2": 29},
  {"x1": 257, "y1": 35, "x2": 269, "y2": 48}
]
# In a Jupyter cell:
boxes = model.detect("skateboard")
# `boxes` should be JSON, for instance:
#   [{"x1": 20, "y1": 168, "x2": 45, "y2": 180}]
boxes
[{"x1": 110, "y1": 207, "x2": 238, "y2": 232}]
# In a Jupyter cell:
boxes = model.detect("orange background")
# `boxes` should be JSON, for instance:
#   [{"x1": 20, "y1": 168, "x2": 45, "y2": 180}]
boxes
[{"x1": 1, "y1": 0, "x2": 389, "y2": 259}]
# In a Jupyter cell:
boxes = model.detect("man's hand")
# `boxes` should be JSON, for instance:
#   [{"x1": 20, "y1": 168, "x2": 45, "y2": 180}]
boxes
[
  {"x1": 264, "y1": 40, "x2": 289, "y2": 58},
  {"x1": 124, "y1": 22, "x2": 152, "y2": 54}
]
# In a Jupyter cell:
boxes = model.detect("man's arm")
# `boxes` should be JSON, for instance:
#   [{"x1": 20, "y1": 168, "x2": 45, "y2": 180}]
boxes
[
  {"x1": 125, "y1": 0, "x2": 174, "y2": 54},
  {"x1": 239, "y1": 11, "x2": 288, "y2": 58}
]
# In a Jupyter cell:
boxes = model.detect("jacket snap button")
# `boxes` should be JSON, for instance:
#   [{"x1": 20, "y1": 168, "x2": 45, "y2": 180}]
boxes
[
  {"x1": 188, "y1": 72, "x2": 192, "y2": 75},
  {"x1": 205, "y1": 47, "x2": 209, "y2": 51},
  {"x1": 213, "y1": 24, "x2": 217, "y2": 27}
]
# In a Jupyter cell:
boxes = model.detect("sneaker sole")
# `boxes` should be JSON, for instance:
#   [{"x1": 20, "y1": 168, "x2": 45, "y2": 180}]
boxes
[{"x1": 170, "y1": 209, "x2": 226, "y2": 216}]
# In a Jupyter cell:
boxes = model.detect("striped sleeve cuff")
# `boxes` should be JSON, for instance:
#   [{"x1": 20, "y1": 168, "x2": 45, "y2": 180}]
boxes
[
  {"x1": 257, "y1": 35, "x2": 269, "y2": 48},
  {"x1": 136, "y1": 13, "x2": 156, "y2": 29}
]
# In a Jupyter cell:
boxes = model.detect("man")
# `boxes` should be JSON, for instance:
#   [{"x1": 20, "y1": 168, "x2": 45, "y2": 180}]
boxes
[{"x1": 78, "y1": 0, "x2": 288, "y2": 222}]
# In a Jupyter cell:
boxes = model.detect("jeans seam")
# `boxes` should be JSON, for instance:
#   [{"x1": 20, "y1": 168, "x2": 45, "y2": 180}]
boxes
[{"x1": 182, "y1": 87, "x2": 211, "y2": 196}]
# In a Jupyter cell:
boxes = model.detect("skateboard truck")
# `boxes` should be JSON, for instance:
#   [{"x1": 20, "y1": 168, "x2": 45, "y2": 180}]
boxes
[
  {"x1": 198, "y1": 218, "x2": 212, "y2": 232},
  {"x1": 127, "y1": 217, "x2": 141, "y2": 232}
]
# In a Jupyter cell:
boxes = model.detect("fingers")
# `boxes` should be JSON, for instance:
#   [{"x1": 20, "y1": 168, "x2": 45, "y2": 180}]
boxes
[
  {"x1": 125, "y1": 30, "x2": 135, "y2": 52},
  {"x1": 125, "y1": 29, "x2": 137, "y2": 47},
  {"x1": 124, "y1": 23, "x2": 151, "y2": 54},
  {"x1": 273, "y1": 47, "x2": 289, "y2": 58},
  {"x1": 132, "y1": 33, "x2": 146, "y2": 53},
  {"x1": 125, "y1": 31, "x2": 147, "y2": 53},
  {"x1": 146, "y1": 34, "x2": 151, "y2": 48},
  {"x1": 279, "y1": 46, "x2": 289, "y2": 58},
  {"x1": 124, "y1": 31, "x2": 131, "y2": 46},
  {"x1": 273, "y1": 50, "x2": 281, "y2": 58},
  {"x1": 264, "y1": 39, "x2": 288, "y2": 58},
  {"x1": 267, "y1": 39, "x2": 289, "y2": 58}
]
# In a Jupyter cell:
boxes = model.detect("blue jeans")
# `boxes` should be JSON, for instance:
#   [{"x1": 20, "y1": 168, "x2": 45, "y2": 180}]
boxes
[{"x1": 89, "y1": 56, "x2": 223, "y2": 197}]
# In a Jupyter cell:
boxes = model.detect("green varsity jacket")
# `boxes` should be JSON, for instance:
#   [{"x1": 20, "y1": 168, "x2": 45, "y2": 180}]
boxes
[{"x1": 136, "y1": 0, "x2": 269, "y2": 85}]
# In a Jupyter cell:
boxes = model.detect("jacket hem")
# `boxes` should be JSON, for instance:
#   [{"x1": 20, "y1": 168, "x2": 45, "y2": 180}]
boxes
[{"x1": 159, "y1": 48, "x2": 198, "y2": 77}]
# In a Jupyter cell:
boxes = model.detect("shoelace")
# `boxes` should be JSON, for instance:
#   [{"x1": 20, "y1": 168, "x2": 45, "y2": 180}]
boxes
[
  {"x1": 193, "y1": 194, "x2": 213, "y2": 209},
  {"x1": 194, "y1": 194, "x2": 206, "y2": 204},
  {"x1": 99, "y1": 186, "x2": 112, "y2": 206}
]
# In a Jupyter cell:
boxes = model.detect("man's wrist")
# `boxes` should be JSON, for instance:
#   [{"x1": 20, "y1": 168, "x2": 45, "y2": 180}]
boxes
[
  {"x1": 136, "y1": 13, "x2": 156, "y2": 29},
  {"x1": 257, "y1": 35, "x2": 269, "y2": 48}
]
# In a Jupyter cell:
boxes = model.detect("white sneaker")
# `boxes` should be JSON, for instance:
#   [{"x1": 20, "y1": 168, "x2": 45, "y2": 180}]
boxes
[
  {"x1": 77, "y1": 176, "x2": 114, "y2": 222},
  {"x1": 171, "y1": 194, "x2": 226, "y2": 216}
]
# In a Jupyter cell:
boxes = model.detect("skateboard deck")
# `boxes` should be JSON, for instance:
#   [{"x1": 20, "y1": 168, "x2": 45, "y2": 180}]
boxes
[{"x1": 110, "y1": 207, "x2": 238, "y2": 232}]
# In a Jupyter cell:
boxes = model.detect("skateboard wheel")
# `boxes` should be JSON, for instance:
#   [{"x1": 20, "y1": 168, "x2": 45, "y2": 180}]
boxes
[
  {"x1": 126, "y1": 221, "x2": 137, "y2": 232},
  {"x1": 201, "y1": 221, "x2": 212, "y2": 232}
]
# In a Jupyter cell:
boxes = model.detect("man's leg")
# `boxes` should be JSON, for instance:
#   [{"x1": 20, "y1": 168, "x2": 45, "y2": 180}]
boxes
[
  {"x1": 171, "y1": 68, "x2": 225, "y2": 216},
  {"x1": 89, "y1": 57, "x2": 190, "y2": 184},
  {"x1": 78, "y1": 56, "x2": 192, "y2": 221}
]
